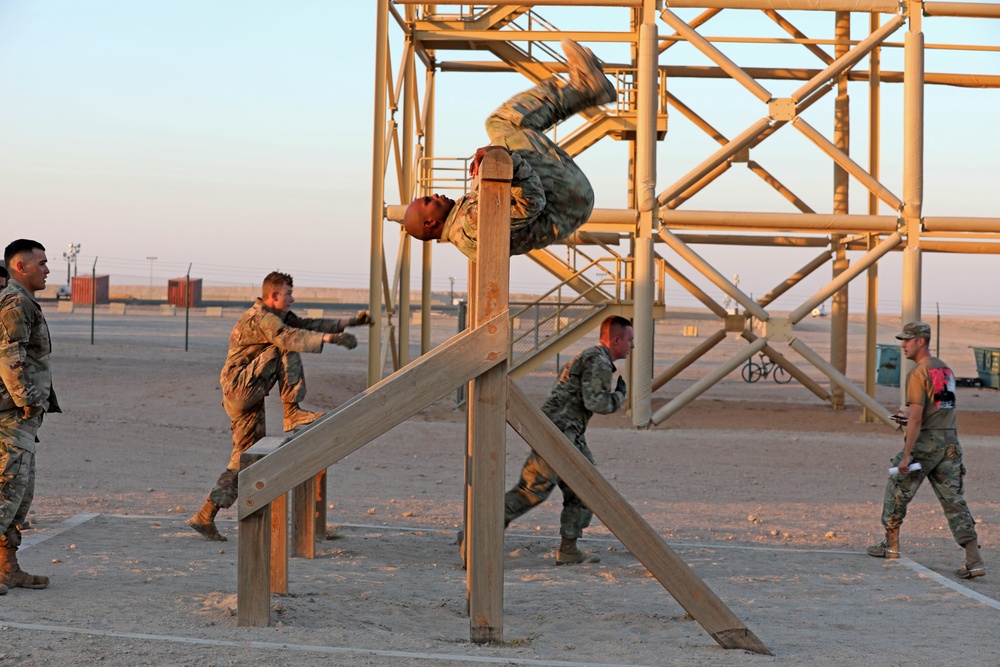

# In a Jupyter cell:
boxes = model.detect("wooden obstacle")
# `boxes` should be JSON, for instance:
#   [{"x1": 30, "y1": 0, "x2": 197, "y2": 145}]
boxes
[{"x1": 236, "y1": 148, "x2": 771, "y2": 655}]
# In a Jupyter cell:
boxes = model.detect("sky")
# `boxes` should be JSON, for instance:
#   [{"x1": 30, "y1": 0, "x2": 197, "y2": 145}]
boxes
[{"x1": 1, "y1": 1, "x2": 997, "y2": 316}]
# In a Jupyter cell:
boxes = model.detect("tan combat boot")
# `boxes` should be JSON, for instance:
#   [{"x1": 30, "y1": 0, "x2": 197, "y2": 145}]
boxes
[
  {"x1": 283, "y1": 404, "x2": 324, "y2": 432},
  {"x1": 556, "y1": 537, "x2": 601, "y2": 566},
  {"x1": 957, "y1": 541, "x2": 986, "y2": 579},
  {"x1": 0, "y1": 547, "x2": 49, "y2": 589},
  {"x1": 866, "y1": 527, "x2": 900, "y2": 559},
  {"x1": 561, "y1": 39, "x2": 616, "y2": 107},
  {"x1": 187, "y1": 500, "x2": 227, "y2": 541}
]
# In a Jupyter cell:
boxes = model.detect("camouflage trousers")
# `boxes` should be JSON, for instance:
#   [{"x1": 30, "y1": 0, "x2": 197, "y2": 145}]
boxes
[
  {"x1": 504, "y1": 428, "x2": 594, "y2": 540},
  {"x1": 880, "y1": 429, "x2": 978, "y2": 547},
  {"x1": 485, "y1": 78, "x2": 596, "y2": 255},
  {"x1": 209, "y1": 347, "x2": 307, "y2": 509},
  {"x1": 0, "y1": 409, "x2": 41, "y2": 549}
]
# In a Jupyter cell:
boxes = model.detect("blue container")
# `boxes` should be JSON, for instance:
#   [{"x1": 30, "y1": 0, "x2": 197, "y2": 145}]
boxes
[
  {"x1": 876, "y1": 344, "x2": 901, "y2": 387},
  {"x1": 973, "y1": 347, "x2": 1000, "y2": 390}
]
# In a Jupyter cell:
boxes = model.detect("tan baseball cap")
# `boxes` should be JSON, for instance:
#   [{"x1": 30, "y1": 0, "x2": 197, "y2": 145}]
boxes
[{"x1": 896, "y1": 321, "x2": 931, "y2": 340}]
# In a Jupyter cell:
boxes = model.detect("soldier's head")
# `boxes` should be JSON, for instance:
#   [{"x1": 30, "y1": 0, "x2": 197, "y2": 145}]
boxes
[
  {"x1": 3, "y1": 239, "x2": 49, "y2": 294},
  {"x1": 0, "y1": 265, "x2": 7, "y2": 289},
  {"x1": 600, "y1": 315, "x2": 634, "y2": 362},
  {"x1": 896, "y1": 321, "x2": 931, "y2": 361},
  {"x1": 262, "y1": 271, "x2": 295, "y2": 315},
  {"x1": 403, "y1": 194, "x2": 455, "y2": 242}
]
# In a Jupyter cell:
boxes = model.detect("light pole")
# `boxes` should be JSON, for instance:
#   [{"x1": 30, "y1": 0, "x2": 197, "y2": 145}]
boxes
[
  {"x1": 62, "y1": 243, "x2": 81, "y2": 286},
  {"x1": 449, "y1": 276, "x2": 456, "y2": 305},
  {"x1": 146, "y1": 256, "x2": 157, "y2": 287}
]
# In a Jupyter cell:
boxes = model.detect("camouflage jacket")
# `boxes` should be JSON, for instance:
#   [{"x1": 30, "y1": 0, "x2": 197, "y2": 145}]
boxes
[
  {"x1": 440, "y1": 151, "x2": 552, "y2": 259},
  {"x1": 220, "y1": 299, "x2": 350, "y2": 389},
  {"x1": 541, "y1": 343, "x2": 624, "y2": 437},
  {"x1": 0, "y1": 278, "x2": 61, "y2": 416}
]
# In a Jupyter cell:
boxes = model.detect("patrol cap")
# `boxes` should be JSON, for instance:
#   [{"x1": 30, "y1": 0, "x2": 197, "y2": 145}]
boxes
[{"x1": 896, "y1": 321, "x2": 931, "y2": 340}]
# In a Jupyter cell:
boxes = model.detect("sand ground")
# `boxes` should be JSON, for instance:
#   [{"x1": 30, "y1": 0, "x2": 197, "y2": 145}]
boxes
[{"x1": 1, "y1": 308, "x2": 998, "y2": 666}]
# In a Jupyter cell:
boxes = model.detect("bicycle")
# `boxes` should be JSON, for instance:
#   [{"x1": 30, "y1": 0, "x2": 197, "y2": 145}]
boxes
[{"x1": 741, "y1": 353, "x2": 792, "y2": 384}]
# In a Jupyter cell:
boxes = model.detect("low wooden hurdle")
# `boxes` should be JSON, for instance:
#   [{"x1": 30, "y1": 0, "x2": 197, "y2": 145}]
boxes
[{"x1": 236, "y1": 149, "x2": 771, "y2": 655}]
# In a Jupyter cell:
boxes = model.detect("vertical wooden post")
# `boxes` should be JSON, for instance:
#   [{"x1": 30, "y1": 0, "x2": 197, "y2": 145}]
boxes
[
  {"x1": 314, "y1": 470, "x2": 327, "y2": 538},
  {"x1": 237, "y1": 503, "x2": 271, "y2": 626},
  {"x1": 467, "y1": 148, "x2": 512, "y2": 644},
  {"x1": 292, "y1": 475, "x2": 317, "y2": 558},
  {"x1": 270, "y1": 492, "x2": 288, "y2": 595}
]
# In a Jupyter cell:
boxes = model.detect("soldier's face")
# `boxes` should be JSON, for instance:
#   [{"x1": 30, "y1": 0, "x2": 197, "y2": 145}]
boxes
[
  {"x1": 272, "y1": 286, "x2": 294, "y2": 314},
  {"x1": 901, "y1": 336, "x2": 925, "y2": 361},
  {"x1": 609, "y1": 325, "x2": 634, "y2": 362},
  {"x1": 14, "y1": 249, "x2": 49, "y2": 293}
]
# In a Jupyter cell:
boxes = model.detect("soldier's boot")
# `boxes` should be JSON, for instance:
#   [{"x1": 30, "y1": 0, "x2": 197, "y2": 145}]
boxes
[
  {"x1": 556, "y1": 537, "x2": 601, "y2": 566},
  {"x1": 561, "y1": 38, "x2": 616, "y2": 107},
  {"x1": 187, "y1": 500, "x2": 227, "y2": 542},
  {"x1": 0, "y1": 582, "x2": 8, "y2": 595},
  {"x1": 866, "y1": 527, "x2": 900, "y2": 559},
  {"x1": 0, "y1": 547, "x2": 49, "y2": 589},
  {"x1": 956, "y1": 541, "x2": 986, "y2": 579},
  {"x1": 283, "y1": 403, "x2": 324, "y2": 432}
]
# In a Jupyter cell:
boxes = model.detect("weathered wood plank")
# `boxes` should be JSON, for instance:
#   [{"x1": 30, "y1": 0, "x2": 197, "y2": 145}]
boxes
[
  {"x1": 270, "y1": 492, "x2": 288, "y2": 595},
  {"x1": 238, "y1": 314, "x2": 509, "y2": 519},
  {"x1": 505, "y1": 380, "x2": 772, "y2": 655}
]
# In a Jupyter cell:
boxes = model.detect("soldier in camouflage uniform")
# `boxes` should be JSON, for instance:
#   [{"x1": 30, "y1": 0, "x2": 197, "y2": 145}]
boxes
[
  {"x1": 403, "y1": 39, "x2": 615, "y2": 258},
  {"x1": 867, "y1": 322, "x2": 985, "y2": 579},
  {"x1": 504, "y1": 315, "x2": 633, "y2": 565},
  {"x1": 0, "y1": 239, "x2": 58, "y2": 594},
  {"x1": 188, "y1": 271, "x2": 369, "y2": 541}
]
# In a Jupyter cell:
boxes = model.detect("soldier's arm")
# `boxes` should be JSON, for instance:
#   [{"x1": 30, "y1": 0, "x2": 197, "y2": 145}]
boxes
[
  {"x1": 579, "y1": 354, "x2": 625, "y2": 415},
  {"x1": 287, "y1": 310, "x2": 371, "y2": 335},
  {"x1": 0, "y1": 302, "x2": 42, "y2": 408},
  {"x1": 508, "y1": 152, "x2": 546, "y2": 225}
]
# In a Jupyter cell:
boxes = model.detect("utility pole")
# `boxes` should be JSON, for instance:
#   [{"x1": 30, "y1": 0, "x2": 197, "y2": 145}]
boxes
[
  {"x1": 62, "y1": 243, "x2": 81, "y2": 286},
  {"x1": 449, "y1": 276, "x2": 456, "y2": 305},
  {"x1": 146, "y1": 256, "x2": 157, "y2": 287}
]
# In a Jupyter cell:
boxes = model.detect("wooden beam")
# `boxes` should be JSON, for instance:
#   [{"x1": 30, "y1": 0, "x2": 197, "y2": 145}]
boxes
[
  {"x1": 467, "y1": 148, "x2": 512, "y2": 644},
  {"x1": 237, "y1": 503, "x2": 271, "y2": 627},
  {"x1": 506, "y1": 381, "x2": 772, "y2": 655},
  {"x1": 270, "y1": 493, "x2": 288, "y2": 595},
  {"x1": 238, "y1": 313, "x2": 509, "y2": 519}
]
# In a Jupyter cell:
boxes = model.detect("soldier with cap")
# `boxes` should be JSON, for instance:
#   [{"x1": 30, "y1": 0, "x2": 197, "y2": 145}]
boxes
[
  {"x1": 867, "y1": 321, "x2": 985, "y2": 579},
  {"x1": 403, "y1": 38, "x2": 615, "y2": 258},
  {"x1": 0, "y1": 239, "x2": 58, "y2": 594},
  {"x1": 187, "y1": 270, "x2": 369, "y2": 541}
]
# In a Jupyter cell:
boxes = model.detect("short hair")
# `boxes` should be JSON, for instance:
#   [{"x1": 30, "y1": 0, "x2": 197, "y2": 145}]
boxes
[
  {"x1": 601, "y1": 315, "x2": 633, "y2": 340},
  {"x1": 4, "y1": 239, "x2": 45, "y2": 267},
  {"x1": 262, "y1": 271, "x2": 293, "y2": 298}
]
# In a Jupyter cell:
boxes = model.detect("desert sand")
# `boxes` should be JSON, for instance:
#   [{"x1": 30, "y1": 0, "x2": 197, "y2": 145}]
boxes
[{"x1": 1, "y1": 307, "x2": 998, "y2": 666}]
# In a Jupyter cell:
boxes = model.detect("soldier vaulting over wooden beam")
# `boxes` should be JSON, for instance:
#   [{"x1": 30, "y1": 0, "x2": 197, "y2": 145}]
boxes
[{"x1": 402, "y1": 39, "x2": 615, "y2": 257}]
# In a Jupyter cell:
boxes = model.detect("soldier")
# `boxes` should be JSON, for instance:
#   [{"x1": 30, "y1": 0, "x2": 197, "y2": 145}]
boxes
[
  {"x1": 867, "y1": 322, "x2": 985, "y2": 579},
  {"x1": 504, "y1": 315, "x2": 633, "y2": 565},
  {"x1": 187, "y1": 271, "x2": 369, "y2": 541},
  {"x1": 0, "y1": 239, "x2": 58, "y2": 594},
  {"x1": 0, "y1": 265, "x2": 7, "y2": 289},
  {"x1": 403, "y1": 38, "x2": 615, "y2": 258}
]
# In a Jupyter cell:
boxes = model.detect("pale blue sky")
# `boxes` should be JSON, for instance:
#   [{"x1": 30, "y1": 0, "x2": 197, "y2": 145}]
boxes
[{"x1": 1, "y1": 2, "x2": 997, "y2": 316}]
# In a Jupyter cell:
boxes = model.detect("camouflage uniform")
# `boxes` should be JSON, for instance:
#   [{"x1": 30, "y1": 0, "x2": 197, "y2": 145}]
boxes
[
  {"x1": 0, "y1": 279, "x2": 61, "y2": 549},
  {"x1": 440, "y1": 78, "x2": 598, "y2": 259},
  {"x1": 504, "y1": 344, "x2": 625, "y2": 539},
  {"x1": 208, "y1": 300, "x2": 353, "y2": 509},
  {"x1": 879, "y1": 356, "x2": 978, "y2": 546}
]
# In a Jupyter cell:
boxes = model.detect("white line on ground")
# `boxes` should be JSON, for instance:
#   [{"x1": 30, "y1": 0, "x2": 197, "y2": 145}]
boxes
[
  {"x1": 0, "y1": 620, "x2": 660, "y2": 667},
  {"x1": 18, "y1": 513, "x2": 99, "y2": 551},
  {"x1": 897, "y1": 558, "x2": 1000, "y2": 611}
]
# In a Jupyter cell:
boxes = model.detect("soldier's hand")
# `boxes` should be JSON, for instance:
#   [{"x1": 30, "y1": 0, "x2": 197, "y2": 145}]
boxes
[
  {"x1": 615, "y1": 375, "x2": 627, "y2": 398},
  {"x1": 334, "y1": 332, "x2": 358, "y2": 350},
  {"x1": 22, "y1": 404, "x2": 43, "y2": 420},
  {"x1": 350, "y1": 310, "x2": 372, "y2": 326}
]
